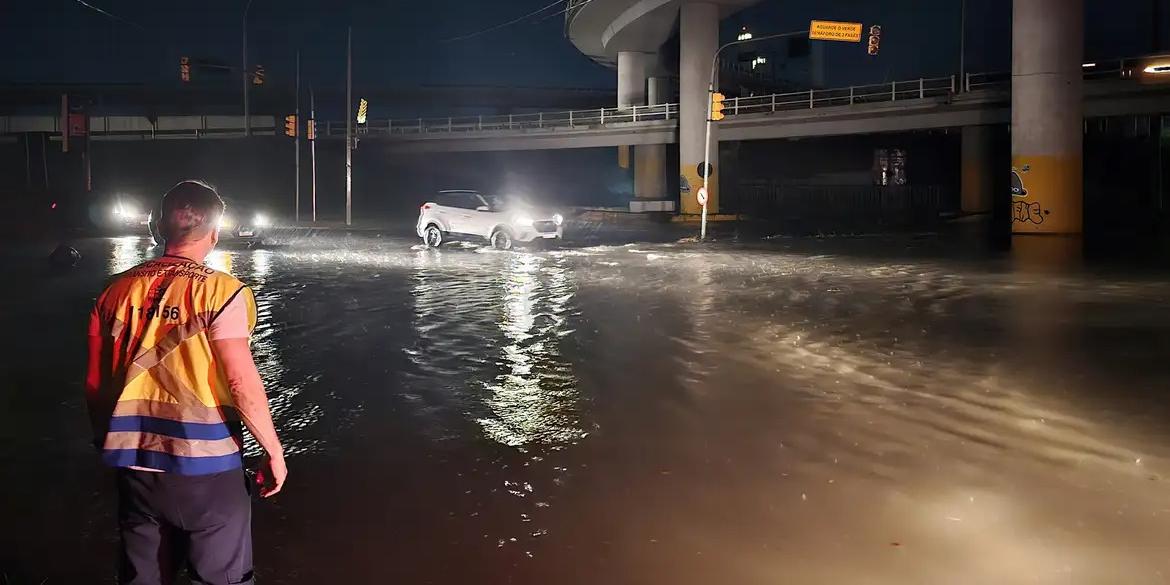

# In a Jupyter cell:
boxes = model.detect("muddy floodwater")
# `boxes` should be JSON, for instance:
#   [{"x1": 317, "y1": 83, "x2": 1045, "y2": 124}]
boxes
[{"x1": 3, "y1": 234, "x2": 1170, "y2": 584}]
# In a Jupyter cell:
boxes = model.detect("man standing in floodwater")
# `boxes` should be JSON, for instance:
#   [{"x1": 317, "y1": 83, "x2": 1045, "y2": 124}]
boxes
[{"x1": 86, "y1": 180, "x2": 287, "y2": 585}]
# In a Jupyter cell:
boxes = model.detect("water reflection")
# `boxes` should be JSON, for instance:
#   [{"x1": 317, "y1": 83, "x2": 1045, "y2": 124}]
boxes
[
  {"x1": 205, "y1": 249, "x2": 232, "y2": 274},
  {"x1": 477, "y1": 253, "x2": 581, "y2": 448},
  {"x1": 52, "y1": 235, "x2": 1170, "y2": 583},
  {"x1": 108, "y1": 236, "x2": 150, "y2": 273}
]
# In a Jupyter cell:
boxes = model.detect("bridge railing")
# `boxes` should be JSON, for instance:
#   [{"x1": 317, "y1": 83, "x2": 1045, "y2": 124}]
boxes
[
  {"x1": 964, "y1": 57, "x2": 1142, "y2": 91},
  {"x1": 724, "y1": 76, "x2": 958, "y2": 115},
  {"x1": 329, "y1": 102, "x2": 680, "y2": 137}
]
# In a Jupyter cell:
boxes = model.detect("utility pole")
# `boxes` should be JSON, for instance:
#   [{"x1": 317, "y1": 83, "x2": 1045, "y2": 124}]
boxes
[
  {"x1": 345, "y1": 26, "x2": 353, "y2": 226},
  {"x1": 959, "y1": 0, "x2": 967, "y2": 91},
  {"x1": 310, "y1": 86, "x2": 318, "y2": 223},
  {"x1": 295, "y1": 50, "x2": 301, "y2": 222},
  {"x1": 242, "y1": 0, "x2": 254, "y2": 136}
]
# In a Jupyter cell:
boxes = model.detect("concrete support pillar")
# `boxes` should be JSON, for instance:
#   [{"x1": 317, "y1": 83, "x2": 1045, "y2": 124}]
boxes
[
  {"x1": 679, "y1": 1, "x2": 719, "y2": 215},
  {"x1": 618, "y1": 54, "x2": 667, "y2": 203},
  {"x1": 635, "y1": 76, "x2": 668, "y2": 201},
  {"x1": 647, "y1": 77, "x2": 670, "y2": 106},
  {"x1": 635, "y1": 146, "x2": 667, "y2": 200},
  {"x1": 617, "y1": 51, "x2": 652, "y2": 108},
  {"x1": 1011, "y1": 0, "x2": 1083, "y2": 237},
  {"x1": 961, "y1": 125, "x2": 995, "y2": 214}
]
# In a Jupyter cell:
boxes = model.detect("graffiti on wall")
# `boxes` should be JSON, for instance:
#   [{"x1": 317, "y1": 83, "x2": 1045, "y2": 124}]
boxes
[{"x1": 1011, "y1": 164, "x2": 1049, "y2": 225}]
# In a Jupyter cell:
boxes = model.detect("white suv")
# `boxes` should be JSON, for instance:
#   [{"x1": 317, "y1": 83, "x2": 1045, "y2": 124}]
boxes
[{"x1": 417, "y1": 190, "x2": 564, "y2": 250}]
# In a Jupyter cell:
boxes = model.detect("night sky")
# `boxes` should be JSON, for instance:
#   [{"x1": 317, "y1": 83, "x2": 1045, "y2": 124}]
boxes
[{"x1": 2, "y1": 0, "x2": 1166, "y2": 93}]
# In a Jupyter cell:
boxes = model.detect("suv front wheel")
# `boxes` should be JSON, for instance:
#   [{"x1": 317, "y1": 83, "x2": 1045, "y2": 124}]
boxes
[
  {"x1": 490, "y1": 229, "x2": 513, "y2": 251},
  {"x1": 423, "y1": 225, "x2": 444, "y2": 248}
]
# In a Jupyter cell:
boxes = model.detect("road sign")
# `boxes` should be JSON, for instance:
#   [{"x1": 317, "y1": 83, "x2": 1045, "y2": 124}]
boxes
[
  {"x1": 697, "y1": 187, "x2": 708, "y2": 207},
  {"x1": 696, "y1": 162, "x2": 714, "y2": 179},
  {"x1": 809, "y1": 20, "x2": 863, "y2": 42}
]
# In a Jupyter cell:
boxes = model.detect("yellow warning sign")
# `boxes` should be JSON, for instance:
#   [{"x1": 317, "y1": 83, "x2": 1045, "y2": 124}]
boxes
[{"x1": 809, "y1": 20, "x2": 863, "y2": 42}]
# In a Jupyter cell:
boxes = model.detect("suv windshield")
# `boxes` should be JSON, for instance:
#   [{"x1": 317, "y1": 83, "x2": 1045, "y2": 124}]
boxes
[{"x1": 483, "y1": 194, "x2": 507, "y2": 211}]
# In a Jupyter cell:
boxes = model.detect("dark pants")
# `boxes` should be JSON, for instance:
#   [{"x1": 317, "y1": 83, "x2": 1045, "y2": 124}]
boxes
[{"x1": 116, "y1": 468, "x2": 254, "y2": 585}]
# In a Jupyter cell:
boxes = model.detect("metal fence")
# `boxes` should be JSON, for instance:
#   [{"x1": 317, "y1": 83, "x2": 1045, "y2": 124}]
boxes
[
  {"x1": 723, "y1": 76, "x2": 958, "y2": 115},
  {"x1": 729, "y1": 183, "x2": 948, "y2": 231},
  {"x1": 326, "y1": 103, "x2": 679, "y2": 137}
]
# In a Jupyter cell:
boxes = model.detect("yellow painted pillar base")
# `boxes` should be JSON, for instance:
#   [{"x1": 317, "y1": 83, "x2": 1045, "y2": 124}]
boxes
[
  {"x1": 1010, "y1": 154, "x2": 1083, "y2": 235},
  {"x1": 1011, "y1": 234, "x2": 1083, "y2": 272},
  {"x1": 680, "y1": 164, "x2": 717, "y2": 215}
]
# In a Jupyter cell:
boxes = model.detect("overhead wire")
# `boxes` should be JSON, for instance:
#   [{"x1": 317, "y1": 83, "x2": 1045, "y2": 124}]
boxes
[
  {"x1": 535, "y1": 0, "x2": 595, "y2": 23},
  {"x1": 439, "y1": 0, "x2": 568, "y2": 43},
  {"x1": 71, "y1": 0, "x2": 146, "y2": 31}
]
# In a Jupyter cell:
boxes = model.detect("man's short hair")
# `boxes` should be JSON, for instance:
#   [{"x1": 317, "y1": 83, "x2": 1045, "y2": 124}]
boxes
[{"x1": 157, "y1": 180, "x2": 225, "y2": 244}]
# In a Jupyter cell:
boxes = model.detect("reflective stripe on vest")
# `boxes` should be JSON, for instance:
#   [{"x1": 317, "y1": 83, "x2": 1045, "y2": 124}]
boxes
[{"x1": 95, "y1": 255, "x2": 257, "y2": 475}]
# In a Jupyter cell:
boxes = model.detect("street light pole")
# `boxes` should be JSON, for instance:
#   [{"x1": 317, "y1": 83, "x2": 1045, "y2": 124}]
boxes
[
  {"x1": 345, "y1": 26, "x2": 353, "y2": 227},
  {"x1": 701, "y1": 30, "x2": 809, "y2": 240},
  {"x1": 242, "y1": 0, "x2": 254, "y2": 137}
]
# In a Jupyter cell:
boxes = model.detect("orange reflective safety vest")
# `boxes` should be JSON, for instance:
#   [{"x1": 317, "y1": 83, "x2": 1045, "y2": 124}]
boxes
[{"x1": 91, "y1": 254, "x2": 257, "y2": 475}]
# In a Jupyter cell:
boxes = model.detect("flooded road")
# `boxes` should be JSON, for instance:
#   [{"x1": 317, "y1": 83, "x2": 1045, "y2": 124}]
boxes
[{"x1": 3, "y1": 234, "x2": 1170, "y2": 584}]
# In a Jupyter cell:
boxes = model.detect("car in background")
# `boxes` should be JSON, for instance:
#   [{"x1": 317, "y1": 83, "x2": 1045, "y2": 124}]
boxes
[
  {"x1": 417, "y1": 190, "x2": 563, "y2": 250},
  {"x1": 103, "y1": 196, "x2": 152, "y2": 234},
  {"x1": 146, "y1": 197, "x2": 273, "y2": 246},
  {"x1": 218, "y1": 205, "x2": 272, "y2": 241}
]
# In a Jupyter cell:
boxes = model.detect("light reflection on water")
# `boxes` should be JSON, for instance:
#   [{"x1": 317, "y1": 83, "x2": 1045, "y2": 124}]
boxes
[
  {"x1": 23, "y1": 235, "x2": 1170, "y2": 583},
  {"x1": 404, "y1": 249, "x2": 584, "y2": 448},
  {"x1": 477, "y1": 252, "x2": 582, "y2": 448},
  {"x1": 107, "y1": 236, "x2": 150, "y2": 273}
]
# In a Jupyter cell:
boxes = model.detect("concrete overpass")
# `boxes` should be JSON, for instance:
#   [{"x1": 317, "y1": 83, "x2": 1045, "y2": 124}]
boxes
[
  {"x1": 6, "y1": 69, "x2": 1165, "y2": 151},
  {"x1": 560, "y1": 0, "x2": 1168, "y2": 242}
]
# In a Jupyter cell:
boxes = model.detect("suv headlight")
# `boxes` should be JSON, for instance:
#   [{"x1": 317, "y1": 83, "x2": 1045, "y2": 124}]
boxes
[
  {"x1": 514, "y1": 215, "x2": 534, "y2": 228},
  {"x1": 552, "y1": 213, "x2": 564, "y2": 226},
  {"x1": 253, "y1": 213, "x2": 270, "y2": 227}
]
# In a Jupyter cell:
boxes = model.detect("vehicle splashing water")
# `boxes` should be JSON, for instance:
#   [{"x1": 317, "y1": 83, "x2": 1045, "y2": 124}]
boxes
[{"x1": 2, "y1": 234, "x2": 1170, "y2": 584}]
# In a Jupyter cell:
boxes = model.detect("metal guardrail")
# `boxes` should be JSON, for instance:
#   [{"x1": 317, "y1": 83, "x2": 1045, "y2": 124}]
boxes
[
  {"x1": 324, "y1": 102, "x2": 679, "y2": 137},
  {"x1": 723, "y1": 76, "x2": 959, "y2": 116},
  {"x1": 358, "y1": 59, "x2": 1148, "y2": 138},
  {"x1": 729, "y1": 183, "x2": 947, "y2": 228},
  {"x1": 332, "y1": 76, "x2": 962, "y2": 138}
]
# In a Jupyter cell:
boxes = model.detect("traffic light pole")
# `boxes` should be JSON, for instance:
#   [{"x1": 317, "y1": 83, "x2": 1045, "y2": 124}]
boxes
[
  {"x1": 310, "y1": 86, "x2": 317, "y2": 223},
  {"x1": 701, "y1": 30, "x2": 809, "y2": 241},
  {"x1": 295, "y1": 50, "x2": 301, "y2": 222},
  {"x1": 701, "y1": 82, "x2": 713, "y2": 241}
]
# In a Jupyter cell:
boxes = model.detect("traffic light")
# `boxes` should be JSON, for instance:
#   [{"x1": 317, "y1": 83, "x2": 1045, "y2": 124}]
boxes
[
  {"x1": 252, "y1": 64, "x2": 265, "y2": 85},
  {"x1": 710, "y1": 92, "x2": 726, "y2": 121},
  {"x1": 306, "y1": 119, "x2": 316, "y2": 141},
  {"x1": 179, "y1": 57, "x2": 191, "y2": 83},
  {"x1": 284, "y1": 114, "x2": 297, "y2": 137},
  {"x1": 867, "y1": 25, "x2": 882, "y2": 55},
  {"x1": 356, "y1": 98, "x2": 368, "y2": 125}
]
